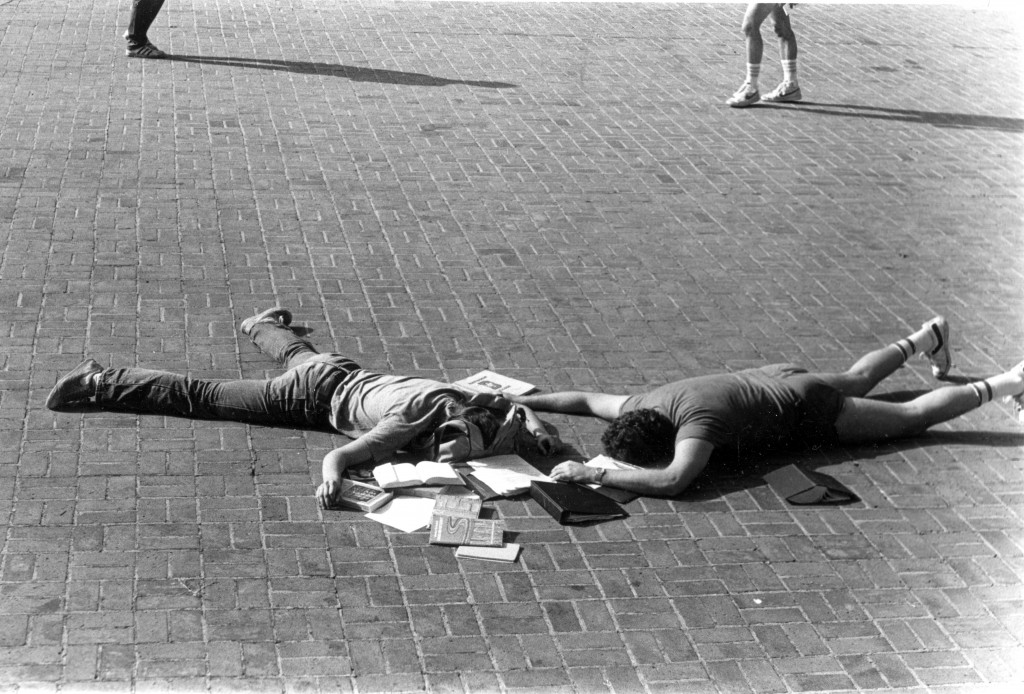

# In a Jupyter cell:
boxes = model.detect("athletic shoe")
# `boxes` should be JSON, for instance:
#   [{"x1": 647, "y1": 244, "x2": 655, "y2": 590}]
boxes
[
  {"x1": 241, "y1": 307, "x2": 293, "y2": 336},
  {"x1": 761, "y1": 82, "x2": 802, "y2": 103},
  {"x1": 726, "y1": 83, "x2": 760, "y2": 108},
  {"x1": 1007, "y1": 359, "x2": 1024, "y2": 425},
  {"x1": 47, "y1": 359, "x2": 103, "y2": 412},
  {"x1": 921, "y1": 316, "x2": 952, "y2": 379},
  {"x1": 126, "y1": 43, "x2": 167, "y2": 59}
]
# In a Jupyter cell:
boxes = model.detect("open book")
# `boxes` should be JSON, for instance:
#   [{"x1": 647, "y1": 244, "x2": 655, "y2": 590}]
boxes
[
  {"x1": 373, "y1": 461, "x2": 462, "y2": 489},
  {"x1": 453, "y1": 370, "x2": 537, "y2": 396}
]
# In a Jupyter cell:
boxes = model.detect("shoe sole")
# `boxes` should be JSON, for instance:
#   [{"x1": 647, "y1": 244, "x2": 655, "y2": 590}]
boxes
[
  {"x1": 923, "y1": 317, "x2": 951, "y2": 379},
  {"x1": 241, "y1": 307, "x2": 293, "y2": 335},
  {"x1": 762, "y1": 89, "x2": 802, "y2": 103},
  {"x1": 727, "y1": 95, "x2": 760, "y2": 108}
]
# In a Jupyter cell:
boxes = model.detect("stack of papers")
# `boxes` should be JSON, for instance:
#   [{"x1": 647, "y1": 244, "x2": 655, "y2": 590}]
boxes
[{"x1": 466, "y1": 454, "x2": 551, "y2": 497}]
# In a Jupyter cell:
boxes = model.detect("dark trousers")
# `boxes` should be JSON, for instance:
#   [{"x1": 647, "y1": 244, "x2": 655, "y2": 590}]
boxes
[
  {"x1": 94, "y1": 321, "x2": 361, "y2": 429},
  {"x1": 125, "y1": 0, "x2": 167, "y2": 48}
]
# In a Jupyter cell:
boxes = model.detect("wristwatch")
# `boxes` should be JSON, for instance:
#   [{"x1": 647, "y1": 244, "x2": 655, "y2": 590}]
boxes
[{"x1": 594, "y1": 468, "x2": 606, "y2": 484}]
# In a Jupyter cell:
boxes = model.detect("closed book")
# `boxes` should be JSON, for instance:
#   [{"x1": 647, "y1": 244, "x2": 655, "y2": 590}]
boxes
[
  {"x1": 433, "y1": 490, "x2": 483, "y2": 519},
  {"x1": 455, "y1": 543, "x2": 521, "y2": 563},
  {"x1": 428, "y1": 516, "x2": 504, "y2": 546},
  {"x1": 529, "y1": 481, "x2": 628, "y2": 525},
  {"x1": 335, "y1": 479, "x2": 393, "y2": 513}
]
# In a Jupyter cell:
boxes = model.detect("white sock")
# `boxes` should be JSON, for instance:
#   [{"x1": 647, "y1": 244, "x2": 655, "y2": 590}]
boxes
[
  {"x1": 782, "y1": 59, "x2": 798, "y2": 85},
  {"x1": 745, "y1": 63, "x2": 761, "y2": 89},
  {"x1": 892, "y1": 326, "x2": 935, "y2": 363}
]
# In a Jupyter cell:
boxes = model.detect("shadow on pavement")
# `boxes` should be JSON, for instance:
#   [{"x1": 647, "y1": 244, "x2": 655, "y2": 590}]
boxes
[
  {"x1": 763, "y1": 101, "x2": 1024, "y2": 133},
  {"x1": 165, "y1": 54, "x2": 518, "y2": 89}
]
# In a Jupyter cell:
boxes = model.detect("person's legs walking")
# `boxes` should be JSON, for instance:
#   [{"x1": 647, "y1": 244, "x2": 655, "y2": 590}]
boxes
[
  {"x1": 125, "y1": 0, "x2": 168, "y2": 58},
  {"x1": 762, "y1": 4, "x2": 803, "y2": 103},
  {"x1": 727, "y1": 3, "x2": 775, "y2": 108}
]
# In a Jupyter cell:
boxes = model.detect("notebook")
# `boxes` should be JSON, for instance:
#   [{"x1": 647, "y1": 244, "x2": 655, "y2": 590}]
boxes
[{"x1": 529, "y1": 481, "x2": 628, "y2": 525}]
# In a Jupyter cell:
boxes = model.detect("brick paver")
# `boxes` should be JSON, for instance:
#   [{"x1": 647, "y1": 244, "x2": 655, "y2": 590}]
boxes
[{"x1": 1, "y1": 1, "x2": 1023, "y2": 692}]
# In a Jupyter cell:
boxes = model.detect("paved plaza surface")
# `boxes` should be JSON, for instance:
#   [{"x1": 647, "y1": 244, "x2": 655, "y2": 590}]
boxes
[{"x1": 1, "y1": 1, "x2": 1023, "y2": 692}]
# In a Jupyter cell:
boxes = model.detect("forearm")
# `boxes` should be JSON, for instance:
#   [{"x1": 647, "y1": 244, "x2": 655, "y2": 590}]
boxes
[
  {"x1": 321, "y1": 442, "x2": 372, "y2": 482},
  {"x1": 518, "y1": 405, "x2": 547, "y2": 437},
  {"x1": 593, "y1": 466, "x2": 691, "y2": 496},
  {"x1": 510, "y1": 391, "x2": 596, "y2": 415}
]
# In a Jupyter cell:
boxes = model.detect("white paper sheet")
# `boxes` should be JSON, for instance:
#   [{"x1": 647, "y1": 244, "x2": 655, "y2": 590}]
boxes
[{"x1": 364, "y1": 497, "x2": 436, "y2": 532}]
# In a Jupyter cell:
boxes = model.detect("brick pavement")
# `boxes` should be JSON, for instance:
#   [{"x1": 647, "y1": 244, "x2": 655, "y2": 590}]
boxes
[{"x1": 1, "y1": 1, "x2": 1023, "y2": 692}]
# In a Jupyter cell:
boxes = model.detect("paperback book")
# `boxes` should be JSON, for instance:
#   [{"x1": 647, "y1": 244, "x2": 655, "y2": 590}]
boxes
[
  {"x1": 334, "y1": 479, "x2": 393, "y2": 513},
  {"x1": 454, "y1": 370, "x2": 537, "y2": 396},
  {"x1": 428, "y1": 515, "x2": 504, "y2": 547}
]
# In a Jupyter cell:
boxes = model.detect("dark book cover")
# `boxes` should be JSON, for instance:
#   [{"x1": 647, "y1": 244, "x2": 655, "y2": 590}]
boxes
[
  {"x1": 764, "y1": 464, "x2": 859, "y2": 505},
  {"x1": 529, "y1": 481, "x2": 628, "y2": 525}
]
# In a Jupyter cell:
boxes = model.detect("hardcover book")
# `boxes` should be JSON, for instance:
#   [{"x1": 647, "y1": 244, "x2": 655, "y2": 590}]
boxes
[{"x1": 529, "y1": 480, "x2": 628, "y2": 525}]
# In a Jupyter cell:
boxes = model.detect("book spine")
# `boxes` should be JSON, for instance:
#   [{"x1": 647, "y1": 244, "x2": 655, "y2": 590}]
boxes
[{"x1": 528, "y1": 484, "x2": 567, "y2": 524}]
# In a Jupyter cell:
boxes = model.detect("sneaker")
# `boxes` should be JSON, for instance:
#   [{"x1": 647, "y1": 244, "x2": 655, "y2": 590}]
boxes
[
  {"x1": 47, "y1": 359, "x2": 103, "y2": 412},
  {"x1": 126, "y1": 42, "x2": 167, "y2": 59},
  {"x1": 921, "y1": 316, "x2": 952, "y2": 379},
  {"x1": 1005, "y1": 359, "x2": 1024, "y2": 425},
  {"x1": 241, "y1": 307, "x2": 293, "y2": 336},
  {"x1": 726, "y1": 83, "x2": 760, "y2": 108},
  {"x1": 761, "y1": 82, "x2": 802, "y2": 103}
]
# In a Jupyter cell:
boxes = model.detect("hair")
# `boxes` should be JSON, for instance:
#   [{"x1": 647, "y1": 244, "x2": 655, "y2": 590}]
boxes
[
  {"x1": 601, "y1": 408, "x2": 676, "y2": 466},
  {"x1": 447, "y1": 402, "x2": 500, "y2": 447}
]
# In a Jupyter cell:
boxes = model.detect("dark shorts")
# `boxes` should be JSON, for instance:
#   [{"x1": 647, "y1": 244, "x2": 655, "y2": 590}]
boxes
[{"x1": 759, "y1": 364, "x2": 845, "y2": 448}]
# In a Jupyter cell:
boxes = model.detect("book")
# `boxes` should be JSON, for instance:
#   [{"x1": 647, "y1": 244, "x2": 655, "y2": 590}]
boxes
[
  {"x1": 529, "y1": 480, "x2": 628, "y2": 525},
  {"x1": 455, "y1": 543, "x2": 522, "y2": 563},
  {"x1": 461, "y1": 454, "x2": 551, "y2": 498},
  {"x1": 334, "y1": 478, "x2": 393, "y2": 513},
  {"x1": 433, "y1": 490, "x2": 484, "y2": 519},
  {"x1": 373, "y1": 461, "x2": 462, "y2": 489},
  {"x1": 454, "y1": 370, "x2": 537, "y2": 396},
  {"x1": 428, "y1": 515, "x2": 504, "y2": 547}
]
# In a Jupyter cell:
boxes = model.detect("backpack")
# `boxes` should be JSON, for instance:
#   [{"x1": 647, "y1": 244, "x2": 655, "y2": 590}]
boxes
[{"x1": 431, "y1": 405, "x2": 529, "y2": 463}]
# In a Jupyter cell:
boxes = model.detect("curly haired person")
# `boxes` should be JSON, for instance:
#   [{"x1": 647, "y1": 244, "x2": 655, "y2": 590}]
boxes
[{"x1": 511, "y1": 317, "x2": 1024, "y2": 496}]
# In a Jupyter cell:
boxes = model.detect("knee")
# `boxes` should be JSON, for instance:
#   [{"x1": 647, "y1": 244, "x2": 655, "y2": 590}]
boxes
[
  {"x1": 898, "y1": 403, "x2": 930, "y2": 436},
  {"x1": 773, "y1": 22, "x2": 795, "y2": 42},
  {"x1": 741, "y1": 20, "x2": 760, "y2": 39}
]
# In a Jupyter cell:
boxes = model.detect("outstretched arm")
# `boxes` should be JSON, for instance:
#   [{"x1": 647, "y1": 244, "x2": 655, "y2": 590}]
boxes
[
  {"x1": 517, "y1": 403, "x2": 563, "y2": 455},
  {"x1": 508, "y1": 391, "x2": 628, "y2": 422},
  {"x1": 550, "y1": 438, "x2": 714, "y2": 497},
  {"x1": 316, "y1": 440, "x2": 374, "y2": 509}
]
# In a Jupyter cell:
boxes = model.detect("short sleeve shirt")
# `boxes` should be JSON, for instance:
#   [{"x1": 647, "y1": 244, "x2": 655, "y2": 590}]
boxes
[
  {"x1": 619, "y1": 364, "x2": 844, "y2": 458},
  {"x1": 329, "y1": 371, "x2": 508, "y2": 462}
]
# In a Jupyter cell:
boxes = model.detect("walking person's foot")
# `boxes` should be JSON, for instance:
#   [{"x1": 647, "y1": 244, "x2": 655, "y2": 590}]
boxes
[
  {"x1": 47, "y1": 359, "x2": 103, "y2": 412},
  {"x1": 726, "y1": 82, "x2": 760, "y2": 108},
  {"x1": 126, "y1": 42, "x2": 167, "y2": 59},
  {"x1": 761, "y1": 81, "x2": 802, "y2": 103},
  {"x1": 241, "y1": 307, "x2": 293, "y2": 336},
  {"x1": 921, "y1": 316, "x2": 952, "y2": 379}
]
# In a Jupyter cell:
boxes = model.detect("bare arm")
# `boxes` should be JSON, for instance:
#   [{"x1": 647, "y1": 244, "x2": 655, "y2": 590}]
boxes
[
  {"x1": 316, "y1": 440, "x2": 374, "y2": 509},
  {"x1": 550, "y1": 438, "x2": 714, "y2": 497},
  {"x1": 509, "y1": 391, "x2": 628, "y2": 422},
  {"x1": 517, "y1": 403, "x2": 563, "y2": 455}
]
